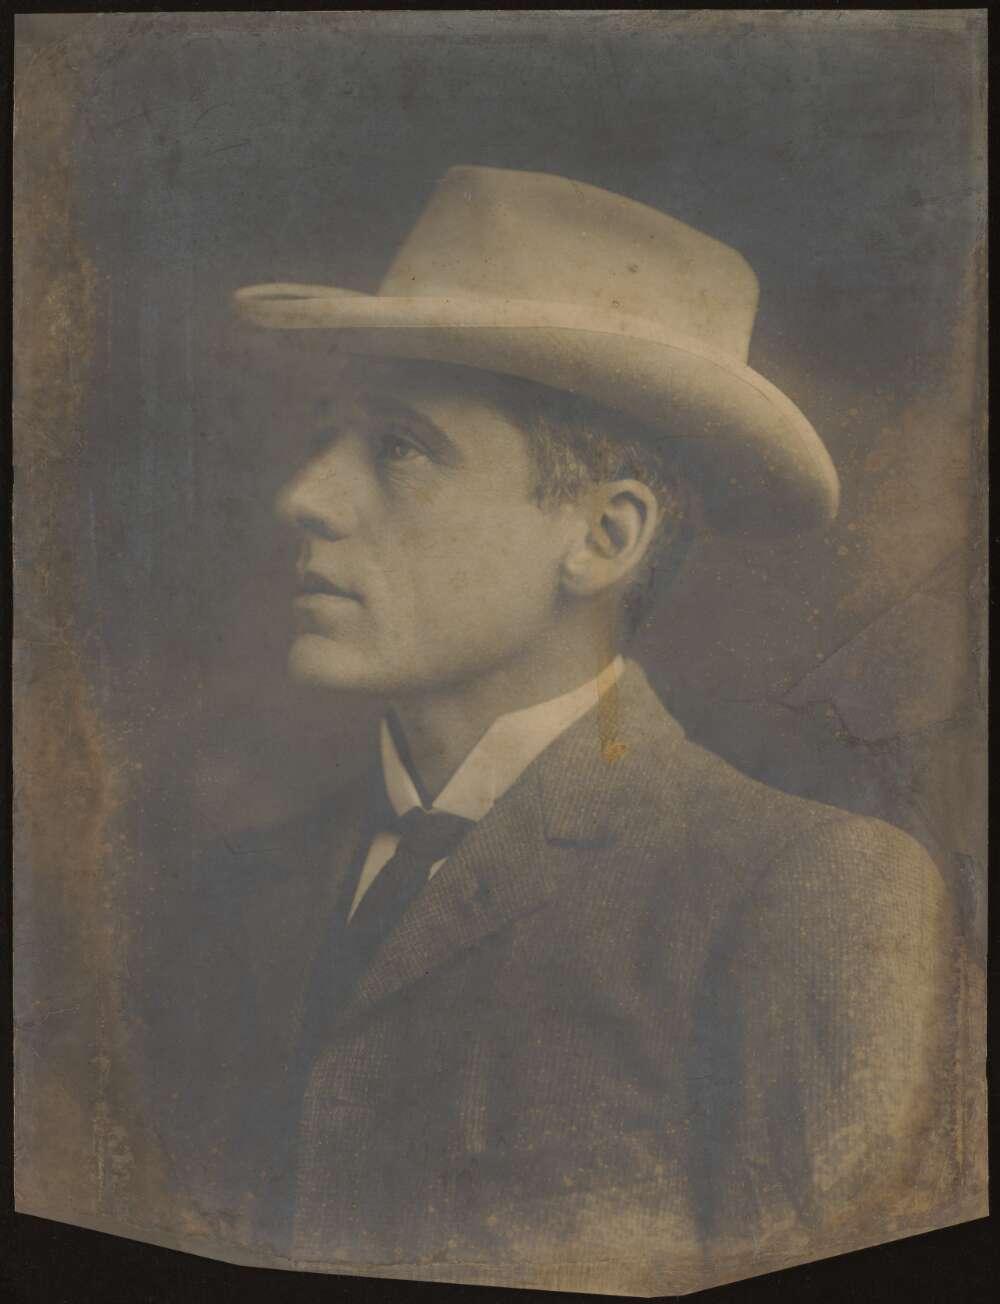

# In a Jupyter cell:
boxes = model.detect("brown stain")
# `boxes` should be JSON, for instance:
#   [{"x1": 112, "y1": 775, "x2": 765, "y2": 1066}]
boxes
[
  {"x1": 597, "y1": 669, "x2": 627, "y2": 765},
  {"x1": 13, "y1": 23, "x2": 142, "y2": 1223}
]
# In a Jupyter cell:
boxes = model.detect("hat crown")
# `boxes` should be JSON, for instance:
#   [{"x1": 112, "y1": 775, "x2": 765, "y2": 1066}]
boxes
[{"x1": 380, "y1": 166, "x2": 760, "y2": 363}]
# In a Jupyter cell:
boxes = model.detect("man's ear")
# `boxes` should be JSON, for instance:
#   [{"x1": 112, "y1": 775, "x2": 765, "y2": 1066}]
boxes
[{"x1": 560, "y1": 479, "x2": 662, "y2": 598}]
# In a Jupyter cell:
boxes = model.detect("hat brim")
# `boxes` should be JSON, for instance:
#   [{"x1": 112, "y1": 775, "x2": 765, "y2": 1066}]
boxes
[{"x1": 233, "y1": 284, "x2": 839, "y2": 537}]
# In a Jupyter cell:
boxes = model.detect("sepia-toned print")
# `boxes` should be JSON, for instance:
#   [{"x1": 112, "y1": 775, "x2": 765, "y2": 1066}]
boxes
[{"x1": 14, "y1": 12, "x2": 986, "y2": 1297}]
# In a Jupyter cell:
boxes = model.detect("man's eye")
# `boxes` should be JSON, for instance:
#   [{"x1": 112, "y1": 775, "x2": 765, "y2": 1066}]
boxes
[{"x1": 380, "y1": 431, "x2": 425, "y2": 463}]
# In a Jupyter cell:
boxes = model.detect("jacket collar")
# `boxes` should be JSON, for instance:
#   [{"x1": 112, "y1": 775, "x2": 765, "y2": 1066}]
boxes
[{"x1": 340, "y1": 659, "x2": 684, "y2": 1025}]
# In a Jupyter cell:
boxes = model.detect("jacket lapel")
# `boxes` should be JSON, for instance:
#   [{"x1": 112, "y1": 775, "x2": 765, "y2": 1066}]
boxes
[
  {"x1": 241, "y1": 771, "x2": 373, "y2": 1053},
  {"x1": 340, "y1": 661, "x2": 684, "y2": 1025}
]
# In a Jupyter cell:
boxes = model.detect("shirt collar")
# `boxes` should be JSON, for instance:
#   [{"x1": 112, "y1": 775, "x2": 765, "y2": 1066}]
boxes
[{"x1": 380, "y1": 656, "x2": 626, "y2": 824}]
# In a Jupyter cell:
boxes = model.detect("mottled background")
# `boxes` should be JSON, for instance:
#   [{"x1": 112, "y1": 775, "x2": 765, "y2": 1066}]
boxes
[{"x1": 14, "y1": 10, "x2": 986, "y2": 1249}]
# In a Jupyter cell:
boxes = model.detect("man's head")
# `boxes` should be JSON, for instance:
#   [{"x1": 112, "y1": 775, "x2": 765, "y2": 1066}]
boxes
[
  {"x1": 241, "y1": 168, "x2": 839, "y2": 550},
  {"x1": 276, "y1": 357, "x2": 690, "y2": 698}
]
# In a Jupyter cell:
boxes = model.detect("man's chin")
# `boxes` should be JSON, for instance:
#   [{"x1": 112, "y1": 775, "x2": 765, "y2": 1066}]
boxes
[{"x1": 287, "y1": 633, "x2": 377, "y2": 694}]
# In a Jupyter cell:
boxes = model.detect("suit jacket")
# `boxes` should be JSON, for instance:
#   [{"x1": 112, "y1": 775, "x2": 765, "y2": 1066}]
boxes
[{"x1": 137, "y1": 662, "x2": 962, "y2": 1294}]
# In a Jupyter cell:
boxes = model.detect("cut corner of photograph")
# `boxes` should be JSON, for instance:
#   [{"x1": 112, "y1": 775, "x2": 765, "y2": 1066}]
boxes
[{"x1": 11, "y1": 9, "x2": 988, "y2": 1299}]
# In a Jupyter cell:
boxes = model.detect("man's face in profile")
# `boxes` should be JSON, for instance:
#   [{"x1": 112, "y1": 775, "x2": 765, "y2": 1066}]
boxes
[{"x1": 276, "y1": 359, "x2": 578, "y2": 698}]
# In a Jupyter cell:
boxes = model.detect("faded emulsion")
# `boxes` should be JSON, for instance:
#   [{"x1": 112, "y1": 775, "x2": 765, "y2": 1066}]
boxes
[{"x1": 13, "y1": 12, "x2": 986, "y2": 1297}]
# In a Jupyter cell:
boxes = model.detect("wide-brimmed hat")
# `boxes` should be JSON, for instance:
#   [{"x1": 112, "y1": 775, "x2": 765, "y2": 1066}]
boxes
[{"x1": 234, "y1": 166, "x2": 839, "y2": 536}]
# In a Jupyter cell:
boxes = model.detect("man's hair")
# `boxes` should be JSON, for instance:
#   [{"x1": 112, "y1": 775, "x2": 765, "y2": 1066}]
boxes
[{"x1": 470, "y1": 368, "x2": 694, "y2": 640}]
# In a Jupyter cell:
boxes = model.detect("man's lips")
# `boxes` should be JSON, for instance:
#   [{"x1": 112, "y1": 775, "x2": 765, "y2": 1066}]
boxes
[{"x1": 295, "y1": 571, "x2": 361, "y2": 601}]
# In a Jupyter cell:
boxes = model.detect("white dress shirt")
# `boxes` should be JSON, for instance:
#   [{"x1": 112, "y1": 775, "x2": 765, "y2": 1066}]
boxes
[{"x1": 348, "y1": 657, "x2": 625, "y2": 919}]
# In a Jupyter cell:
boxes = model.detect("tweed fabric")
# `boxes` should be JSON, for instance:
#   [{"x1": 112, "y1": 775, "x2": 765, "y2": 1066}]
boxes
[{"x1": 134, "y1": 662, "x2": 963, "y2": 1294}]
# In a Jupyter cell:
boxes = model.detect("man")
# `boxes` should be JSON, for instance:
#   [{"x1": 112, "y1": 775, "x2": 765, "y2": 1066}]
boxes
[{"x1": 140, "y1": 168, "x2": 960, "y2": 1294}]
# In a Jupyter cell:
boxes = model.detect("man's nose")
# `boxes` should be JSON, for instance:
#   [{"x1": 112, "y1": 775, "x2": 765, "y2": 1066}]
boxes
[{"x1": 275, "y1": 444, "x2": 364, "y2": 540}]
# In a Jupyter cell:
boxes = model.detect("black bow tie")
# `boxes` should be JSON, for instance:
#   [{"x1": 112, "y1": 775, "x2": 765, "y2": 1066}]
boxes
[
  {"x1": 350, "y1": 806, "x2": 476, "y2": 942},
  {"x1": 389, "y1": 804, "x2": 477, "y2": 859}
]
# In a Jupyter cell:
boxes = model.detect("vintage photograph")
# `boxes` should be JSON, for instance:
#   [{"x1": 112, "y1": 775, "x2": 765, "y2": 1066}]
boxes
[{"x1": 13, "y1": 12, "x2": 986, "y2": 1297}]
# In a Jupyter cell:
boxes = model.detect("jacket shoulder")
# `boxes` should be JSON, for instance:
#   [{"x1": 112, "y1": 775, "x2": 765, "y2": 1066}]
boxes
[
  {"x1": 758, "y1": 803, "x2": 948, "y2": 926},
  {"x1": 630, "y1": 725, "x2": 846, "y2": 862},
  {"x1": 629, "y1": 718, "x2": 942, "y2": 911}
]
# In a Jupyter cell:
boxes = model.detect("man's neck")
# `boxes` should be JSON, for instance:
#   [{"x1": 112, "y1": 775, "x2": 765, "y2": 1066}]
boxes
[{"x1": 388, "y1": 621, "x2": 620, "y2": 803}]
